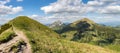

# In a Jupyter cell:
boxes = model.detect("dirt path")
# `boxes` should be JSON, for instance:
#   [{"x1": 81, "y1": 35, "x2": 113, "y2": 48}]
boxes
[
  {"x1": 0, "y1": 35, "x2": 20, "y2": 52},
  {"x1": 15, "y1": 30, "x2": 32, "y2": 53},
  {"x1": 0, "y1": 28, "x2": 32, "y2": 53}
]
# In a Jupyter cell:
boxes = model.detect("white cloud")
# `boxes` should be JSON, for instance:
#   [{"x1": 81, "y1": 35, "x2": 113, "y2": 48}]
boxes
[
  {"x1": 0, "y1": 16, "x2": 13, "y2": 24},
  {"x1": 0, "y1": 0, "x2": 10, "y2": 5},
  {"x1": 0, "y1": 0, "x2": 23, "y2": 16},
  {"x1": 29, "y1": 14, "x2": 84, "y2": 24},
  {"x1": 29, "y1": 14, "x2": 51, "y2": 24},
  {"x1": 16, "y1": 0, "x2": 23, "y2": 2},
  {"x1": 10, "y1": 6, "x2": 23, "y2": 14},
  {"x1": 0, "y1": 5, "x2": 23, "y2": 15},
  {"x1": 41, "y1": 0, "x2": 84, "y2": 14},
  {"x1": 98, "y1": 5, "x2": 120, "y2": 14},
  {"x1": 85, "y1": 0, "x2": 120, "y2": 14},
  {"x1": 0, "y1": 0, "x2": 23, "y2": 24},
  {"x1": 41, "y1": 0, "x2": 120, "y2": 14},
  {"x1": 40, "y1": 0, "x2": 120, "y2": 24},
  {"x1": 91, "y1": 15, "x2": 120, "y2": 24},
  {"x1": 31, "y1": 14, "x2": 39, "y2": 18},
  {"x1": 29, "y1": 13, "x2": 120, "y2": 25},
  {"x1": 87, "y1": 0, "x2": 103, "y2": 6}
]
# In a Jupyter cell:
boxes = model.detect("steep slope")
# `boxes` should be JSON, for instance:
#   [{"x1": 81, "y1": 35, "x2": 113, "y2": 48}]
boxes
[
  {"x1": 0, "y1": 16, "x2": 59, "y2": 53},
  {"x1": 9, "y1": 16, "x2": 59, "y2": 38},
  {"x1": 0, "y1": 16, "x2": 117, "y2": 53},
  {"x1": 54, "y1": 18, "x2": 120, "y2": 52}
]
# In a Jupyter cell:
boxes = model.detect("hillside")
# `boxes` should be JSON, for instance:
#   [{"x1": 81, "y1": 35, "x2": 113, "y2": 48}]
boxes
[
  {"x1": 0, "y1": 16, "x2": 117, "y2": 53},
  {"x1": 52, "y1": 18, "x2": 120, "y2": 52}
]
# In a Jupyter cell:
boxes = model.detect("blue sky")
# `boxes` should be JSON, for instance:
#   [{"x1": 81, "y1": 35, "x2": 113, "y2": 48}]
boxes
[
  {"x1": 6, "y1": 0, "x2": 57, "y2": 16},
  {"x1": 5, "y1": 0, "x2": 88, "y2": 16},
  {"x1": 0, "y1": 0, "x2": 120, "y2": 26}
]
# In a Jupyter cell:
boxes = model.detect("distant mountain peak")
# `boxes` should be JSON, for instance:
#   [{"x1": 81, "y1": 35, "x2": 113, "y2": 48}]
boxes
[
  {"x1": 49, "y1": 20, "x2": 64, "y2": 28},
  {"x1": 53, "y1": 20, "x2": 63, "y2": 25},
  {"x1": 71, "y1": 18, "x2": 95, "y2": 26},
  {"x1": 73, "y1": 18, "x2": 95, "y2": 25}
]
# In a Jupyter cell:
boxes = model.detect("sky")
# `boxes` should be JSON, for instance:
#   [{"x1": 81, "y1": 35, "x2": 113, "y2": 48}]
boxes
[{"x1": 0, "y1": 0, "x2": 120, "y2": 26}]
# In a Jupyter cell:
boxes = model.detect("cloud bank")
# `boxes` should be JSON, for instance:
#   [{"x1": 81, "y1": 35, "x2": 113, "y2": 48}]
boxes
[
  {"x1": 0, "y1": 0, "x2": 23, "y2": 16},
  {"x1": 0, "y1": 0, "x2": 23, "y2": 24},
  {"x1": 41, "y1": 0, "x2": 120, "y2": 14},
  {"x1": 40, "y1": 0, "x2": 120, "y2": 24}
]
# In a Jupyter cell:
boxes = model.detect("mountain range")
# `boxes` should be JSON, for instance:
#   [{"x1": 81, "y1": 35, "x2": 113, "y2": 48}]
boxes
[
  {"x1": 50, "y1": 18, "x2": 120, "y2": 52},
  {"x1": 0, "y1": 16, "x2": 119, "y2": 53}
]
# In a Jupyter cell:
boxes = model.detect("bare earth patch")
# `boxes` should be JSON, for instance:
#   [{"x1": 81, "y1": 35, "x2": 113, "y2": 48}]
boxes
[{"x1": 0, "y1": 29, "x2": 32, "y2": 53}]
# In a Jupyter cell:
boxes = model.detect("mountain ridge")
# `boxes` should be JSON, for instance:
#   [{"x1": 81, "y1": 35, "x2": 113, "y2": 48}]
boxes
[
  {"x1": 0, "y1": 16, "x2": 118, "y2": 53},
  {"x1": 50, "y1": 18, "x2": 120, "y2": 52}
]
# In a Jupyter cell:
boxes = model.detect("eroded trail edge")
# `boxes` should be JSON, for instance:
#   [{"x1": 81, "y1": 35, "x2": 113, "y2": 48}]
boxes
[
  {"x1": 0, "y1": 28, "x2": 32, "y2": 53},
  {"x1": 15, "y1": 30, "x2": 32, "y2": 53}
]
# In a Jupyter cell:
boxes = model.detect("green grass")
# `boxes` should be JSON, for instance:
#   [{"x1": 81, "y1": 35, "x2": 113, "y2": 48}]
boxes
[
  {"x1": 0, "y1": 28, "x2": 16, "y2": 43},
  {"x1": 20, "y1": 30, "x2": 115, "y2": 53},
  {"x1": 51, "y1": 18, "x2": 120, "y2": 53},
  {"x1": 9, "y1": 16, "x2": 59, "y2": 38},
  {"x1": 0, "y1": 16, "x2": 116, "y2": 53},
  {"x1": 7, "y1": 16, "x2": 116, "y2": 53},
  {"x1": 61, "y1": 31, "x2": 77, "y2": 40},
  {"x1": 104, "y1": 44, "x2": 120, "y2": 52}
]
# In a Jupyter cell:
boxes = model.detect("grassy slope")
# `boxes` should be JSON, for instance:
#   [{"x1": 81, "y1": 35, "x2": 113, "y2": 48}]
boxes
[
  {"x1": 56, "y1": 18, "x2": 120, "y2": 52},
  {"x1": 61, "y1": 25, "x2": 120, "y2": 52},
  {"x1": 6, "y1": 16, "x2": 117, "y2": 53},
  {"x1": 9, "y1": 16, "x2": 59, "y2": 38},
  {"x1": 0, "y1": 28, "x2": 16, "y2": 43},
  {"x1": 61, "y1": 31, "x2": 77, "y2": 40}
]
